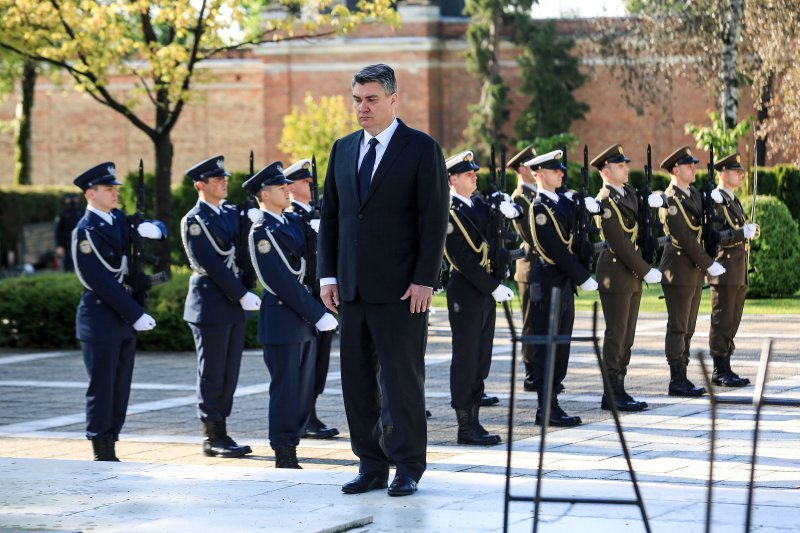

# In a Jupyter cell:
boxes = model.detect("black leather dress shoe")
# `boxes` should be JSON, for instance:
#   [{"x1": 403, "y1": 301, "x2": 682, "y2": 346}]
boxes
[
  {"x1": 341, "y1": 473, "x2": 388, "y2": 494},
  {"x1": 480, "y1": 393, "x2": 500, "y2": 407},
  {"x1": 523, "y1": 380, "x2": 565, "y2": 394},
  {"x1": 387, "y1": 474, "x2": 417, "y2": 497}
]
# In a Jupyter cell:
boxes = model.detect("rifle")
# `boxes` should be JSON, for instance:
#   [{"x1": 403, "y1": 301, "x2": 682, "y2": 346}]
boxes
[
  {"x1": 126, "y1": 159, "x2": 168, "y2": 306},
  {"x1": 236, "y1": 150, "x2": 257, "y2": 290},
  {"x1": 637, "y1": 144, "x2": 661, "y2": 264},
  {"x1": 485, "y1": 145, "x2": 524, "y2": 283},
  {"x1": 310, "y1": 155, "x2": 321, "y2": 218},
  {"x1": 701, "y1": 146, "x2": 722, "y2": 258},
  {"x1": 573, "y1": 145, "x2": 595, "y2": 269},
  {"x1": 304, "y1": 155, "x2": 322, "y2": 289}
]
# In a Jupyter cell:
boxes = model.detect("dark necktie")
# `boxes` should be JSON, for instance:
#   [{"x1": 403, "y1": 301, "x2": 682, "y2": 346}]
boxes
[{"x1": 358, "y1": 137, "x2": 379, "y2": 204}]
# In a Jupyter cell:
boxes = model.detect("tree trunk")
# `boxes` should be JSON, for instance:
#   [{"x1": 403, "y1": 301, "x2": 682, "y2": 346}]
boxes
[
  {"x1": 756, "y1": 73, "x2": 772, "y2": 166},
  {"x1": 718, "y1": 0, "x2": 744, "y2": 130},
  {"x1": 153, "y1": 133, "x2": 174, "y2": 268},
  {"x1": 13, "y1": 60, "x2": 36, "y2": 186}
]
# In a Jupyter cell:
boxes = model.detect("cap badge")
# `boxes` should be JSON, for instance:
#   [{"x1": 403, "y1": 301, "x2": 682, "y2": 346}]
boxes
[
  {"x1": 216, "y1": 159, "x2": 224, "y2": 169},
  {"x1": 465, "y1": 153, "x2": 473, "y2": 162},
  {"x1": 617, "y1": 146, "x2": 623, "y2": 154},
  {"x1": 686, "y1": 149, "x2": 693, "y2": 156},
  {"x1": 303, "y1": 162, "x2": 311, "y2": 169},
  {"x1": 107, "y1": 166, "x2": 116, "y2": 176},
  {"x1": 736, "y1": 155, "x2": 741, "y2": 162}
]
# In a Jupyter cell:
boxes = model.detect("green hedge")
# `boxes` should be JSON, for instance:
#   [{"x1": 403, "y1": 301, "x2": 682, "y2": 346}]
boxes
[
  {"x1": 740, "y1": 195, "x2": 800, "y2": 298},
  {"x1": 0, "y1": 267, "x2": 260, "y2": 350}
]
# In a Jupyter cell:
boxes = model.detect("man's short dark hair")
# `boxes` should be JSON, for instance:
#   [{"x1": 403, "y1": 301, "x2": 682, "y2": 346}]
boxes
[{"x1": 352, "y1": 64, "x2": 397, "y2": 95}]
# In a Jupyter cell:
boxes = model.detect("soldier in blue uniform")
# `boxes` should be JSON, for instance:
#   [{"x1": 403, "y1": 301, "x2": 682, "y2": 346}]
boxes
[
  {"x1": 285, "y1": 158, "x2": 339, "y2": 440},
  {"x1": 72, "y1": 162, "x2": 165, "y2": 461},
  {"x1": 181, "y1": 155, "x2": 261, "y2": 458},
  {"x1": 526, "y1": 150, "x2": 600, "y2": 427},
  {"x1": 444, "y1": 150, "x2": 521, "y2": 446},
  {"x1": 244, "y1": 161, "x2": 338, "y2": 468}
]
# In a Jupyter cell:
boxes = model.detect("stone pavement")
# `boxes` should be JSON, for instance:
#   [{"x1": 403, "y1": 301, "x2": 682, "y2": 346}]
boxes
[{"x1": 0, "y1": 308, "x2": 799, "y2": 532}]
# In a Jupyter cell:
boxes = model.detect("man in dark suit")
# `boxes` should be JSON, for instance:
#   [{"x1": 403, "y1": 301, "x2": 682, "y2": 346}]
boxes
[
  {"x1": 181, "y1": 155, "x2": 261, "y2": 458},
  {"x1": 659, "y1": 146, "x2": 726, "y2": 396},
  {"x1": 708, "y1": 152, "x2": 756, "y2": 387},
  {"x1": 318, "y1": 64, "x2": 449, "y2": 497},
  {"x1": 72, "y1": 162, "x2": 164, "y2": 461}
]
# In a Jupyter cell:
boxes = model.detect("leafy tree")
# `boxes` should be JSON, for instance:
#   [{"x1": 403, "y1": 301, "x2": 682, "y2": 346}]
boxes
[
  {"x1": 0, "y1": 52, "x2": 37, "y2": 185},
  {"x1": 685, "y1": 111, "x2": 751, "y2": 156},
  {"x1": 278, "y1": 93, "x2": 357, "y2": 186},
  {"x1": 0, "y1": 0, "x2": 397, "y2": 265},
  {"x1": 513, "y1": 19, "x2": 588, "y2": 141}
]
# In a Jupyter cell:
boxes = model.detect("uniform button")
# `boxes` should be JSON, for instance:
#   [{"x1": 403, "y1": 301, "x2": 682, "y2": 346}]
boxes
[
  {"x1": 278, "y1": 301, "x2": 283, "y2": 305},
  {"x1": 612, "y1": 258, "x2": 617, "y2": 263},
  {"x1": 677, "y1": 251, "x2": 681, "y2": 256},
  {"x1": 727, "y1": 254, "x2": 731, "y2": 258}
]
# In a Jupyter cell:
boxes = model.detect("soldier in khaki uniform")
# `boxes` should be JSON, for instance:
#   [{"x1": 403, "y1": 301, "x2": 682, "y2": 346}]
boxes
[
  {"x1": 658, "y1": 146, "x2": 726, "y2": 396},
  {"x1": 507, "y1": 145, "x2": 539, "y2": 392},
  {"x1": 592, "y1": 145, "x2": 663, "y2": 411},
  {"x1": 708, "y1": 152, "x2": 757, "y2": 387}
]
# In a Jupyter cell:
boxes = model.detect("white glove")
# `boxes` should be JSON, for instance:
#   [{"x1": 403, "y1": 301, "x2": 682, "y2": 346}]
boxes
[
  {"x1": 643, "y1": 268, "x2": 662, "y2": 284},
  {"x1": 499, "y1": 200, "x2": 521, "y2": 219},
  {"x1": 491, "y1": 284, "x2": 514, "y2": 302},
  {"x1": 247, "y1": 208, "x2": 262, "y2": 224},
  {"x1": 315, "y1": 313, "x2": 338, "y2": 332},
  {"x1": 647, "y1": 193, "x2": 664, "y2": 208},
  {"x1": 743, "y1": 223, "x2": 758, "y2": 239},
  {"x1": 137, "y1": 222, "x2": 162, "y2": 240},
  {"x1": 579, "y1": 277, "x2": 598, "y2": 291},
  {"x1": 564, "y1": 191, "x2": 575, "y2": 201},
  {"x1": 710, "y1": 189, "x2": 724, "y2": 204},
  {"x1": 133, "y1": 313, "x2": 156, "y2": 332},
  {"x1": 239, "y1": 292, "x2": 261, "y2": 311},
  {"x1": 707, "y1": 261, "x2": 726, "y2": 277},
  {"x1": 583, "y1": 197, "x2": 601, "y2": 214},
  {"x1": 491, "y1": 191, "x2": 511, "y2": 202},
  {"x1": 309, "y1": 219, "x2": 320, "y2": 233}
]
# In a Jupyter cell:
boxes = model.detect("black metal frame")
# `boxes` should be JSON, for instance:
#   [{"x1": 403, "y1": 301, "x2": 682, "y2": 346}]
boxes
[
  {"x1": 696, "y1": 339, "x2": 799, "y2": 533},
  {"x1": 502, "y1": 287, "x2": 651, "y2": 532}
]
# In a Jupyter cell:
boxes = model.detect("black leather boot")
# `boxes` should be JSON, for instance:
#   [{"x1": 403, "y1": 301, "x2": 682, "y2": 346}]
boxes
[
  {"x1": 202, "y1": 420, "x2": 247, "y2": 458},
  {"x1": 470, "y1": 404, "x2": 501, "y2": 443},
  {"x1": 303, "y1": 404, "x2": 339, "y2": 439},
  {"x1": 712, "y1": 356, "x2": 750, "y2": 387},
  {"x1": 219, "y1": 419, "x2": 252, "y2": 455},
  {"x1": 480, "y1": 393, "x2": 500, "y2": 406},
  {"x1": 91, "y1": 439, "x2": 120, "y2": 462},
  {"x1": 602, "y1": 375, "x2": 647, "y2": 411},
  {"x1": 535, "y1": 394, "x2": 582, "y2": 427},
  {"x1": 455, "y1": 408, "x2": 500, "y2": 445},
  {"x1": 274, "y1": 446, "x2": 301, "y2": 469},
  {"x1": 668, "y1": 364, "x2": 705, "y2": 397}
]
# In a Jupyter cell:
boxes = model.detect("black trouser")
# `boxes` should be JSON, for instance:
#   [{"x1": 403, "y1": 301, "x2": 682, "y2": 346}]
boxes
[
  {"x1": 82, "y1": 336, "x2": 137, "y2": 440},
  {"x1": 189, "y1": 321, "x2": 246, "y2": 421},
  {"x1": 312, "y1": 329, "x2": 334, "y2": 398},
  {"x1": 264, "y1": 339, "x2": 316, "y2": 449},
  {"x1": 662, "y1": 284, "x2": 702, "y2": 366},
  {"x1": 517, "y1": 280, "x2": 535, "y2": 379},
  {"x1": 709, "y1": 284, "x2": 747, "y2": 358},
  {"x1": 339, "y1": 297, "x2": 428, "y2": 483},
  {"x1": 529, "y1": 280, "x2": 574, "y2": 391}
]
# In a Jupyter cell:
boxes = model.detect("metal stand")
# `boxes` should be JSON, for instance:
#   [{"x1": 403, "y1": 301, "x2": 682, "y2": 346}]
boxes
[
  {"x1": 696, "y1": 339, "x2": 799, "y2": 533},
  {"x1": 502, "y1": 287, "x2": 651, "y2": 532}
]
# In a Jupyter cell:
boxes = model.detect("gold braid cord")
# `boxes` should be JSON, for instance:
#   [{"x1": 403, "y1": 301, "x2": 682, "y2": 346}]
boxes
[
  {"x1": 446, "y1": 209, "x2": 490, "y2": 273},
  {"x1": 596, "y1": 199, "x2": 638, "y2": 247},
  {"x1": 530, "y1": 204, "x2": 573, "y2": 266},
  {"x1": 666, "y1": 197, "x2": 702, "y2": 248}
]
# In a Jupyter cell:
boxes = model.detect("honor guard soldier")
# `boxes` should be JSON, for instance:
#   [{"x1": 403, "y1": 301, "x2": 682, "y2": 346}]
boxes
[
  {"x1": 526, "y1": 150, "x2": 600, "y2": 427},
  {"x1": 72, "y1": 162, "x2": 165, "y2": 461},
  {"x1": 592, "y1": 145, "x2": 663, "y2": 412},
  {"x1": 244, "y1": 162, "x2": 338, "y2": 468},
  {"x1": 285, "y1": 158, "x2": 339, "y2": 439},
  {"x1": 659, "y1": 146, "x2": 726, "y2": 396},
  {"x1": 444, "y1": 150, "x2": 520, "y2": 446},
  {"x1": 508, "y1": 145, "x2": 541, "y2": 392},
  {"x1": 181, "y1": 155, "x2": 260, "y2": 458},
  {"x1": 708, "y1": 153, "x2": 757, "y2": 387}
]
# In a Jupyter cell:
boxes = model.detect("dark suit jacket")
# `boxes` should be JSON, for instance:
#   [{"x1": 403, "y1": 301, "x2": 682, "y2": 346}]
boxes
[{"x1": 318, "y1": 119, "x2": 449, "y2": 302}]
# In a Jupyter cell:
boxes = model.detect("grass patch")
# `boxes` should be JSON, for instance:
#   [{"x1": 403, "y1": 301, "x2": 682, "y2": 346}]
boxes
[{"x1": 432, "y1": 283, "x2": 800, "y2": 315}]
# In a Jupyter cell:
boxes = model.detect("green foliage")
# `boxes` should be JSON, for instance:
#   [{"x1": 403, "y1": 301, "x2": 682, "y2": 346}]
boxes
[
  {"x1": 526, "y1": 133, "x2": 578, "y2": 157},
  {"x1": 685, "y1": 111, "x2": 752, "y2": 155},
  {"x1": 279, "y1": 93, "x2": 358, "y2": 187},
  {"x1": 775, "y1": 165, "x2": 800, "y2": 221},
  {"x1": 0, "y1": 268, "x2": 260, "y2": 350},
  {"x1": 740, "y1": 195, "x2": 800, "y2": 298},
  {"x1": 0, "y1": 185, "x2": 74, "y2": 263},
  {"x1": 513, "y1": 21, "x2": 589, "y2": 140}
]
